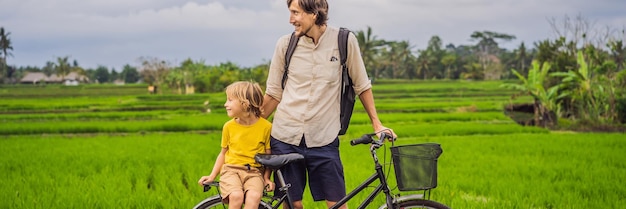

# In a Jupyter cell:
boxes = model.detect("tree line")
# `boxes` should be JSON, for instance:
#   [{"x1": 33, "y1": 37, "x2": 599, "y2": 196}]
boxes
[
  {"x1": 1, "y1": 16, "x2": 623, "y2": 84},
  {"x1": 1, "y1": 15, "x2": 625, "y2": 128}
]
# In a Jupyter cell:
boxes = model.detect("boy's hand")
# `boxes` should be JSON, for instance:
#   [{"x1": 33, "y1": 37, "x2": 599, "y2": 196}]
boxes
[
  {"x1": 264, "y1": 180, "x2": 275, "y2": 192},
  {"x1": 198, "y1": 176, "x2": 214, "y2": 186}
]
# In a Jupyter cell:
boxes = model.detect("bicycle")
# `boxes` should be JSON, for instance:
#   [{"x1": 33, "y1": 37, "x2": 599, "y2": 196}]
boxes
[{"x1": 193, "y1": 132, "x2": 451, "y2": 209}]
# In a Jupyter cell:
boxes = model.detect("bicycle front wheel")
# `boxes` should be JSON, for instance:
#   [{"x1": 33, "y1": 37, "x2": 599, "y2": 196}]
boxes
[
  {"x1": 192, "y1": 195, "x2": 273, "y2": 209},
  {"x1": 393, "y1": 199, "x2": 451, "y2": 209},
  {"x1": 192, "y1": 195, "x2": 226, "y2": 209}
]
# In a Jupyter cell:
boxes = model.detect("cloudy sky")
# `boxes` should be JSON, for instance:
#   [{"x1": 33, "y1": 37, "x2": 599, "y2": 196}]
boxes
[{"x1": 1, "y1": 0, "x2": 625, "y2": 71}]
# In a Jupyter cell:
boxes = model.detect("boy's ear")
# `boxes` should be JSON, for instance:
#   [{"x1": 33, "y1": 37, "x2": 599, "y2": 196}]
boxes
[{"x1": 241, "y1": 100, "x2": 251, "y2": 112}]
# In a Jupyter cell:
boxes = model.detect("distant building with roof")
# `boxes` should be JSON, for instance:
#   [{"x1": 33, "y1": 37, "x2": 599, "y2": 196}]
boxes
[{"x1": 20, "y1": 72, "x2": 90, "y2": 85}]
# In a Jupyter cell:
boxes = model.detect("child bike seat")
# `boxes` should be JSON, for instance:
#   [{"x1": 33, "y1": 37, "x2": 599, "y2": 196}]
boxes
[{"x1": 255, "y1": 153, "x2": 304, "y2": 170}]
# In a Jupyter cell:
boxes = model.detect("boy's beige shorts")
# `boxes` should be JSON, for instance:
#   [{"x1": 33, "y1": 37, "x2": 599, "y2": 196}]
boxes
[{"x1": 218, "y1": 164, "x2": 265, "y2": 202}]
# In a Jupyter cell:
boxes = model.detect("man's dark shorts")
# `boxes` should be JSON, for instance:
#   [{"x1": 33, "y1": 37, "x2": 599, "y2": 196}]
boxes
[{"x1": 270, "y1": 136, "x2": 346, "y2": 202}]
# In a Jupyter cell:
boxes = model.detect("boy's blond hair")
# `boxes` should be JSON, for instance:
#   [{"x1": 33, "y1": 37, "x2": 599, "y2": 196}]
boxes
[{"x1": 225, "y1": 81, "x2": 264, "y2": 117}]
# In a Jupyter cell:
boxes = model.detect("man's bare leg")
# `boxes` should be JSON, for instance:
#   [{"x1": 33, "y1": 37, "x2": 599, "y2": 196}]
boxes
[
  {"x1": 284, "y1": 200, "x2": 303, "y2": 209},
  {"x1": 326, "y1": 200, "x2": 347, "y2": 209}
]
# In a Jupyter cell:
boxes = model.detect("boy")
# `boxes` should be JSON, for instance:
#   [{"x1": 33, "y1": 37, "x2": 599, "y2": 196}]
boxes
[{"x1": 198, "y1": 81, "x2": 274, "y2": 209}]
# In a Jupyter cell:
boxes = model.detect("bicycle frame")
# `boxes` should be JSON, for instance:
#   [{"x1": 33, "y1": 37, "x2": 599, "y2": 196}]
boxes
[
  {"x1": 330, "y1": 144, "x2": 393, "y2": 209},
  {"x1": 269, "y1": 134, "x2": 398, "y2": 209},
  {"x1": 270, "y1": 169, "x2": 296, "y2": 209}
]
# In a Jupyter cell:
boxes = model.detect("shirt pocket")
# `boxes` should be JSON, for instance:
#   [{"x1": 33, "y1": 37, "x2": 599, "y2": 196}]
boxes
[{"x1": 315, "y1": 48, "x2": 342, "y2": 83}]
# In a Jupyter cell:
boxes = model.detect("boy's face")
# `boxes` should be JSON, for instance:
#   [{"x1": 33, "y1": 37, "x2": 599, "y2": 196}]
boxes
[{"x1": 224, "y1": 96, "x2": 244, "y2": 118}]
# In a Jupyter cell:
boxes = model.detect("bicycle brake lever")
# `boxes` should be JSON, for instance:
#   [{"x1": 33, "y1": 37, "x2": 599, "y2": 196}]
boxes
[
  {"x1": 379, "y1": 132, "x2": 397, "y2": 142},
  {"x1": 202, "y1": 181, "x2": 218, "y2": 192}
]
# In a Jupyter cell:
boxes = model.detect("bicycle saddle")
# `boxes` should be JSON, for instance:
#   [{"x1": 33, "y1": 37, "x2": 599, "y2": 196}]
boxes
[{"x1": 255, "y1": 153, "x2": 304, "y2": 170}]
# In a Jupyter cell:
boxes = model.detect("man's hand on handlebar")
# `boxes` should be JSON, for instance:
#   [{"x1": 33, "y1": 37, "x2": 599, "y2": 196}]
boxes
[{"x1": 375, "y1": 127, "x2": 397, "y2": 142}]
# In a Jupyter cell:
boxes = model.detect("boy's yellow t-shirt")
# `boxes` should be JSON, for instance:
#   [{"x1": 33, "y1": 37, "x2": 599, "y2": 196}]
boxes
[{"x1": 221, "y1": 117, "x2": 272, "y2": 168}]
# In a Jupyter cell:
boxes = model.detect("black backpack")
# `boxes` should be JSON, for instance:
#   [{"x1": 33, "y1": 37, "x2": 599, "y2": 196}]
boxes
[{"x1": 280, "y1": 27, "x2": 356, "y2": 135}]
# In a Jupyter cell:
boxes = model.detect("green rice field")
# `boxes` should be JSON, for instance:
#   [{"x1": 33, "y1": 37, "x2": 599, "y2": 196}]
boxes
[{"x1": 1, "y1": 81, "x2": 624, "y2": 209}]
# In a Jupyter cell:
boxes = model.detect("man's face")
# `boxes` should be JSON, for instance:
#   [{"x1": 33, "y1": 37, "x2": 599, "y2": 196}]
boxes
[{"x1": 288, "y1": 0, "x2": 316, "y2": 37}]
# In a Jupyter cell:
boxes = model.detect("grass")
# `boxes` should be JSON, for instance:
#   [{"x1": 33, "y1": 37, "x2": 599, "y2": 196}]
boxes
[
  {"x1": 0, "y1": 113, "x2": 227, "y2": 135},
  {"x1": 2, "y1": 132, "x2": 623, "y2": 208},
  {"x1": 0, "y1": 133, "x2": 215, "y2": 209},
  {"x1": 430, "y1": 133, "x2": 626, "y2": 209}
]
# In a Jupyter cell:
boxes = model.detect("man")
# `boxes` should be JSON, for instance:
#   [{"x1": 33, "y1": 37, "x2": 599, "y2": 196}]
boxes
[{"x1": 261, "y1": 0, "x2": 396, "y2": 208}]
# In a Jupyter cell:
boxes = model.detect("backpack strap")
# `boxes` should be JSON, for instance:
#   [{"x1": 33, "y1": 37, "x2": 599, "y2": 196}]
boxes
[
  {"x1": 338, "y1": 27, "x2": 350, "y2": 71},
  {"x1": 339, "y1": 27, "x2": 353, "y2": 107},
  {"x1": 281, "y1": 32, "x2": 299, "y2": 89},
  {"x1": 338, "y1": 27, "x2": 355, "y2": 135}
]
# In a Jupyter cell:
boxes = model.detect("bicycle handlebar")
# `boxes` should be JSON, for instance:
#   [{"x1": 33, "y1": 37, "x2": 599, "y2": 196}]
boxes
[
  {"x1": 350, "y1": 132, "x2": 395, "y2": 146},
  {"x1": 202, "y1": 181, "x2": 219, "y2": 192},
  {"x1": 350, "y1": 134, "x2": 375, "y2": 145}
]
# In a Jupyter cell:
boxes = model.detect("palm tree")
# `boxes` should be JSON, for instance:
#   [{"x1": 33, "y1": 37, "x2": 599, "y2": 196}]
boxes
[
  {"x1": 55, "y1": 56, "x2": 71, "y2": 81},
  {"x1": 416, "y1": 49, "x2": 435, "y2": 80},
  {"x1": 424, "y1": 36, "x2": 446, "y2": 79},
  {"x1": 355, "y1": 26, "x2": 385, "y2": 81},
  {"x1": 42, "y1": 61, "x2": 55, "y2": 77},
  {"x1": 0, "y1": 27, "x2": 14, "y2": 79},
  {"x1": 384, "y1": 40, "x2": 415, "y2": 79},
  {"x1": 441, "y1": 53, "x2": 457, "y2": 79},
  {"x1": 515, "y1": 42, "x2": 529, "y2": 76},
  {"x1": 397, "y1": 40, "x2": 417, "y2": 79},
  {"x1": 416, "y1": 36, "x2": 445, "y2": 80},
  {"x1": 470, "y1": 31, "x2": 516, "y2": 79}
]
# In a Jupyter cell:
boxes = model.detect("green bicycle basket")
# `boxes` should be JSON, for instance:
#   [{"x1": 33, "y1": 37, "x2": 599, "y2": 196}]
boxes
[{"x1": 390, "y1": 143, "x2": 443, "y2": 191}]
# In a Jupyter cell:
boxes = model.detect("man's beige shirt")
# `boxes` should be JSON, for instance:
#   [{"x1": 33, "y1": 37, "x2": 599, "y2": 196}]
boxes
[{"x1": 266, "y1": 26, "x2": 372, "y2": 147}]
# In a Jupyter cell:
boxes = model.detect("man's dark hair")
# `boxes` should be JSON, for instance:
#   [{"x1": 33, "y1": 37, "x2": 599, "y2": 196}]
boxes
[{"x1": 287, "y1": 0, "x2": 328, "y2": 26}]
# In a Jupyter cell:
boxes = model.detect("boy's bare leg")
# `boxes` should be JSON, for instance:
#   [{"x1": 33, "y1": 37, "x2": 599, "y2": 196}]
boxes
[
  {"x1": 227, "y1": 192, "x2": 244, "y2": 209},
  {"x1": 243, "y1": 190, "x2": 262, "y2": 209}
]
